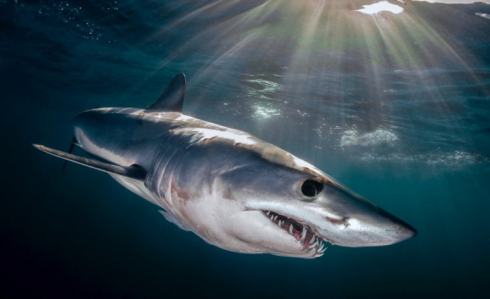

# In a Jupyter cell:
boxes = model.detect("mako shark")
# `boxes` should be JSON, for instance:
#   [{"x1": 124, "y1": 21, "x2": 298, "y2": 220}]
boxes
[{"x1": 34, "y1": 73, "x2": 416, "y2": 258}]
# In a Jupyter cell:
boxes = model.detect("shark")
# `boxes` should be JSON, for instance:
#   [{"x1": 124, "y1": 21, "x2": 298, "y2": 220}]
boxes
[{"x1": 34, "y1": 73, "x2": 416, "y2": 258}]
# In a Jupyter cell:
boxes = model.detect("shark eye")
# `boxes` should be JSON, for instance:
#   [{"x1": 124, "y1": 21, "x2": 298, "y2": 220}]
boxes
[{"x1": 301, "y1": 179, "x2": 323, "y2": 198}]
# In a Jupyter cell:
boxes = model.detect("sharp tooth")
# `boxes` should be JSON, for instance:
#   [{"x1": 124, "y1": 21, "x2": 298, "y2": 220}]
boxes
[
  {"x1": 266, "y1": 211, "x2": 270, "y2": 216},
  {"x1": 310, "y1": 240, "x2": 318, "y2": 249},
  {"x1": 272, "y1": 215, "x2": 277, "y2": 222},
  {"x1": 278, "y1": 220, "x2": 283, "y2": 227},
  {"x1": 301, "y1": 227, "x2": 307, "y2": 242},
  {"x1": 289, "y1": 224, "x2": 293, "y2": 234}
]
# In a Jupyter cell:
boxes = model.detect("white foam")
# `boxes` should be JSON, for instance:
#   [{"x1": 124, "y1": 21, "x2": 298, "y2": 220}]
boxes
[
  {"x1": 253, "y1": 105, "x2": 281, "y2": 119},
  {"x1": 356, "y1": 1, "x2": 404, "y2": 15},
  {"x1": 340, "y1": 128, "x2": 398, "y2": 147},
  {"x1": 358, "y1": 151, "x2": 488, "y2": 168}
]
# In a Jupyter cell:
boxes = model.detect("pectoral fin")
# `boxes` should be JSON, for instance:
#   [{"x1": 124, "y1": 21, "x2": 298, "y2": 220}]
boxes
[{"x1": 33, "y1": 144, "x2": 146, "y2": 180}]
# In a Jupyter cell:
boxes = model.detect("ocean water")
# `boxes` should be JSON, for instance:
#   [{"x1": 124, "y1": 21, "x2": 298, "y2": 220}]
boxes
[{"x1": 1, "y1": 0, "x2": 490, "y2": 298}]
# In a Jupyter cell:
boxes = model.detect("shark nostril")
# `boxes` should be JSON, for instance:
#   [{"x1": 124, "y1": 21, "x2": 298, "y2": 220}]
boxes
[{"x1": 326, "y1": 216, "x2": 348, "y2": 226}]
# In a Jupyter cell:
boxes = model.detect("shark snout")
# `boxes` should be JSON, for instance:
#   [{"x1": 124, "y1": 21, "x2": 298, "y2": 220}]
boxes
[
  {"x1": 316, "y1": 185, "x2": 417, "y2": 247},
  {"x1": 378, "y1": 208, "x2": 417, "y2": 242},
  {"x1": 343, "y1": 207, "x2": 417, "y2": 247}
]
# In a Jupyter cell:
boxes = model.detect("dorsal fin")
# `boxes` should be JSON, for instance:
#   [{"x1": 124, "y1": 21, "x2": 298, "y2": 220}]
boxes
[{"x1": 146, "y1": 73, "x2": 186, "y2": 112}]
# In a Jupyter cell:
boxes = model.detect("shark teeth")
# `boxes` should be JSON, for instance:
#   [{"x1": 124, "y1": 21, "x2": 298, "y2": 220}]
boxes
[
  {"x1": 301, "y1": 226, "x2": 307, "y2": 242},
  {"x1": 262, "y1": 210, "x2": 326, "y2": 257},
  {"x1": 310, "y1": 239, "x2": 318, "y2": 249},
  {"x1": 318, "y1": 243, "x2": 327, "y2": 254}
]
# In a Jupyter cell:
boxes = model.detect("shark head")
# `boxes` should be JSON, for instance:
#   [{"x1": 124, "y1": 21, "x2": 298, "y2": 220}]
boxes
[{"x1": 207, "y1": 146, "x2": 417, "y2": 258}]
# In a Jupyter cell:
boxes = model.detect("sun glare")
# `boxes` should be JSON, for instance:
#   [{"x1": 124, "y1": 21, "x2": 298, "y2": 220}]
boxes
[
  {"x1": 356, "y1": 1, "x2": 404, "y2": 15},
  {"x1": 146, "y1": 0, "x2": 486, "y2": 137}
]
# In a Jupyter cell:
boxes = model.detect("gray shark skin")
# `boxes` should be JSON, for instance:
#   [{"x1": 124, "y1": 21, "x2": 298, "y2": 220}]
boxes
[{"x1": 34, "y1": 73, "x2": 416, "y2": 258}]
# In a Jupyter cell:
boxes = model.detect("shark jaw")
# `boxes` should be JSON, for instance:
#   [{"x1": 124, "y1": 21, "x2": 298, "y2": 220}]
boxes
[{"x1": 261, "y1": 210, "x2": 328, "y2": 258}]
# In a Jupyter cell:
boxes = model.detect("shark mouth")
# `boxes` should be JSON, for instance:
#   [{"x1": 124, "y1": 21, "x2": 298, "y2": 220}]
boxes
[{"x1": 262, "y1": 210, "x2": 327, "y2": 257}]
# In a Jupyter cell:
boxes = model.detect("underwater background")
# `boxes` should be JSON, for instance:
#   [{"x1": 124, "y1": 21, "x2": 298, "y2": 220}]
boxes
[{"x1": 1, "y1": 0, "x2": 490, "y2": 297}]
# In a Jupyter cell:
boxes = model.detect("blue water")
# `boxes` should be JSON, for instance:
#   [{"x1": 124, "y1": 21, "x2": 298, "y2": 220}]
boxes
[{"x1": 1, "y1": 0, "x2": 490, "y2": 298}]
